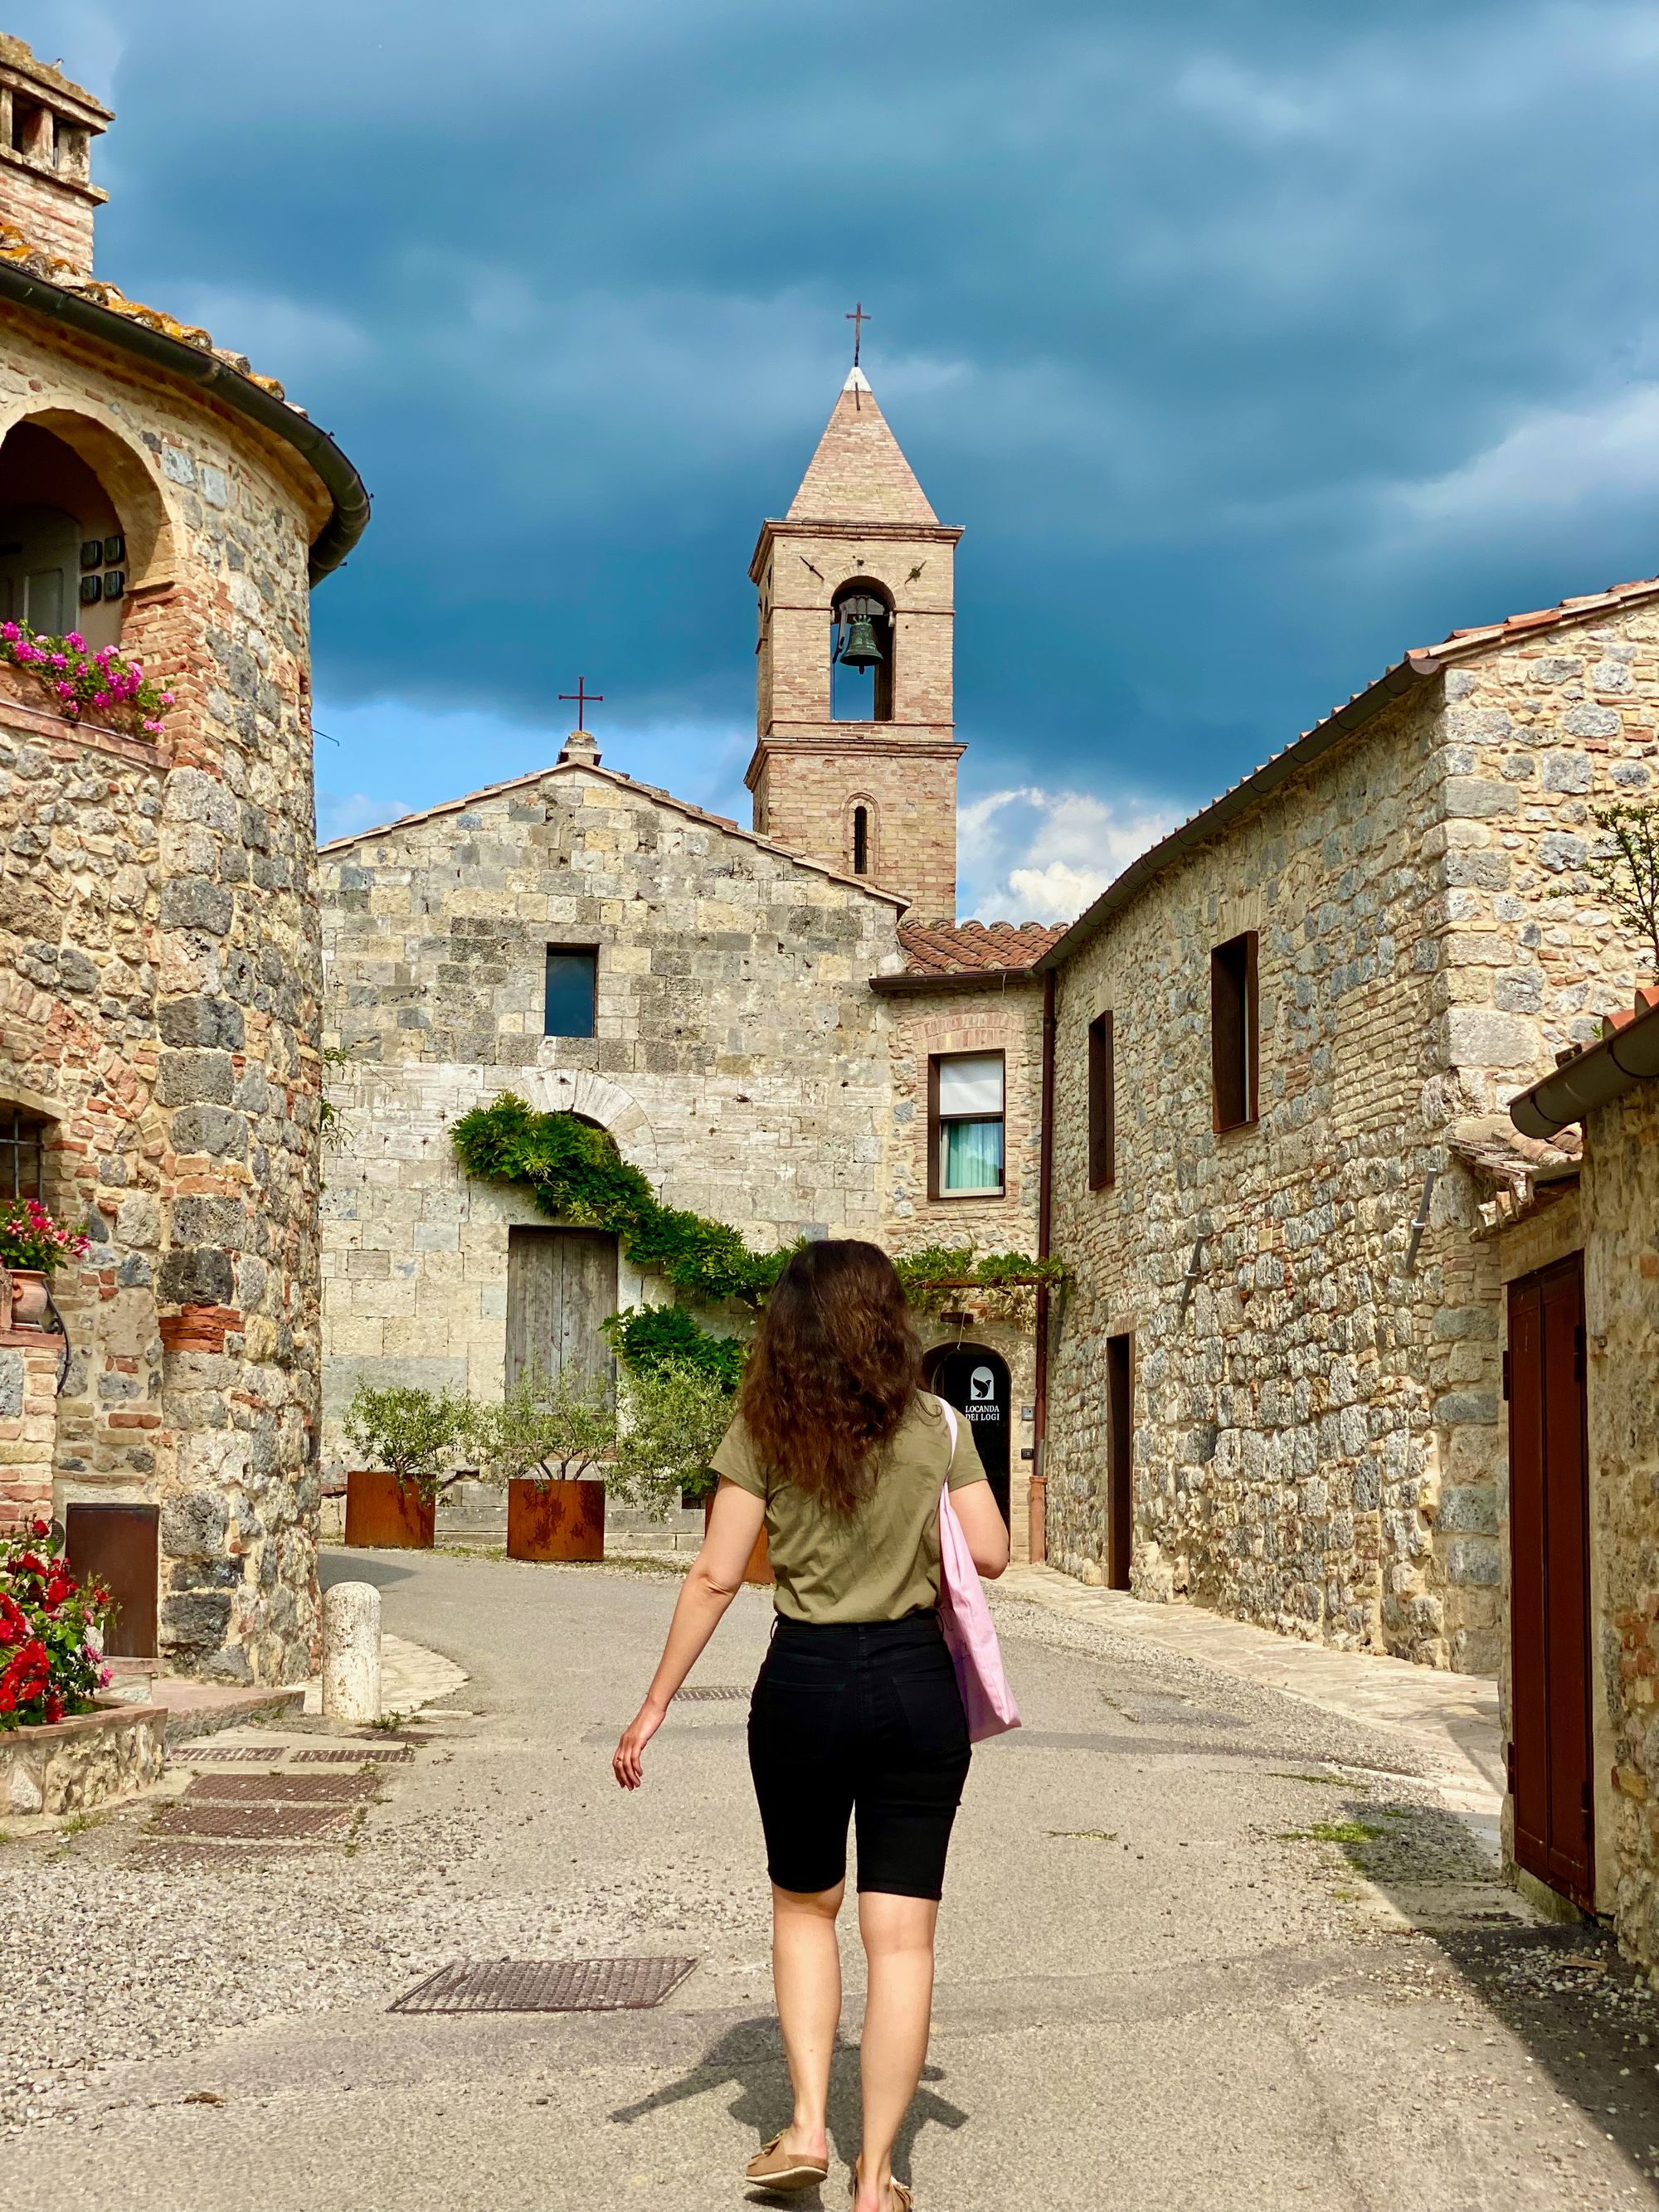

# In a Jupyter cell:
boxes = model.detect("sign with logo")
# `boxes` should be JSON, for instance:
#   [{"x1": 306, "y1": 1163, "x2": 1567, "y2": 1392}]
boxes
[{"x1": 931, "y1": 1345, "x2": 1011, "y2": 1527}]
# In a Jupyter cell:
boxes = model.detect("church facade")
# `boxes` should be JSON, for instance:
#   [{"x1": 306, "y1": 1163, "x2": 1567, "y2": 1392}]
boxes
[{"x1": 319, "y1": 372, "x2": 1054, "y2": 1550}]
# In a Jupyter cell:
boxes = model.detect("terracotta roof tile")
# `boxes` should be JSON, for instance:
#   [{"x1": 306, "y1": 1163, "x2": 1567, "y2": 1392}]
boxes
[{"x1": 896, "y1": 919, "x2": 1067, "y2": 976}]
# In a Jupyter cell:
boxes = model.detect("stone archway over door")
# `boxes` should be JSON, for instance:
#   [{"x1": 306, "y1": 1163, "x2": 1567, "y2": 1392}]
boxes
[
  {"x1": 927, "y1": 1342, "x2": 1011, "y2": 1526},
  {"x1": 506, "y1": 1228, "x2": 619, "y2": 1403}
]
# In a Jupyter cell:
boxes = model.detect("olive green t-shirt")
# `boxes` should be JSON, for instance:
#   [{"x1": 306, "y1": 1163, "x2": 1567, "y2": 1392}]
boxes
[{"x1": 710, "y1": 1391, "x2": 989, "y2": 1625}]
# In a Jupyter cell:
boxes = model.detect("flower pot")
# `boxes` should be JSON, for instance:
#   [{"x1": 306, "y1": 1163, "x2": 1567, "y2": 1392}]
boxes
[
  {"x1": 703, "y1": 1495, "x2": 774, "y2": 1586},
  {"x1": 506, "y1": 1478, "x2": 605, "y2": 1563},
  {"x1": 3, "y1": 1268, "x2": 50, "y2": 1330},
  {"x1": 343, "y1": 1470, "x2": 435, "y2": 1549}
]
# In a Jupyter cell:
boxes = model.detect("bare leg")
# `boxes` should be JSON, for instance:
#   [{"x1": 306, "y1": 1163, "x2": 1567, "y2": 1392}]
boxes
[
  {"x1": 770, "y1": 1880, "x2": 844, "y2": 2165},
  {"x1": 853, "y1": 1891, "x2": 938, "y2": 2210}
]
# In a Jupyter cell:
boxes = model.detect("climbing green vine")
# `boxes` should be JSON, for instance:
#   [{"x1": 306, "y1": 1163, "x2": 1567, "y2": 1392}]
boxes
[{"x1": 450, "y1": 1096, "x2": 1064, "y2": 1354}]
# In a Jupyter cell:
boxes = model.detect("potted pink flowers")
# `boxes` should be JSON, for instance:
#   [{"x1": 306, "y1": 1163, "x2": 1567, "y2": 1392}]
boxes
[
  {"x1": 0, "y1": 1200, "x2": 88, "y2": 1331},
  {"x1": 0, "y1": 620, "x2": 174, "y2": 739}
]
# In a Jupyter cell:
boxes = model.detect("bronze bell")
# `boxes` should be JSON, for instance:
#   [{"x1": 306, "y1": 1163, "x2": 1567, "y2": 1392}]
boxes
[{"x1": 838, "y1": 612, "x2": 884, "y2": 668}]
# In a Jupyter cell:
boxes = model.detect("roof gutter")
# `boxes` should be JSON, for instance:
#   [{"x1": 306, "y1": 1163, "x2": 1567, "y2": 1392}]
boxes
[
  {"x1": 0, "y1": 261, "x2": 370, "y2": 585},
  {"x1": 1035, "y1": 654, "x2": 1437, "y2": 974},
  {"x1": 1509, "y1": 999, "x2": 1659, "y2": 1140}
]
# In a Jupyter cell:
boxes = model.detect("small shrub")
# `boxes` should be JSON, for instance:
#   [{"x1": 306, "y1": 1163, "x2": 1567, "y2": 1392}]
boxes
[
  {"x1": 472, "y1": 1368, "x2": 617, "y2": 1486},
  {"x1": 613, "y1": 1357, "x2": 736, "y2": 1514},
  {"x1": 1588, "y1": 800, "x2": 1659, "y2": 970},
  {"x1": 601, "y1": 1304, "x2": 746, "y2": 1390},
  {"x1": 343, "y1": 1383, "x2": 470, "y2": 1502}
]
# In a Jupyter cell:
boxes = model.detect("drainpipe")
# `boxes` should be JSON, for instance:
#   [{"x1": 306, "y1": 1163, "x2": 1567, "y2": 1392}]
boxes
[{"x1": 1031, "y1": 967, "x2": 1057, "y2": 1565}]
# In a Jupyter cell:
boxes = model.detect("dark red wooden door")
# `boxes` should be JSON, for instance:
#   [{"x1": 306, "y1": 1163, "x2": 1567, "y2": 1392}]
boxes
[{"x1": 1506, "y1": 1256, "x2": 1593, "y2": 1910}]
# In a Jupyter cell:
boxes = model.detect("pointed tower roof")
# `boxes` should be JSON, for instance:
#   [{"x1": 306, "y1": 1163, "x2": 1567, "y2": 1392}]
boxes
[{"x1": 786, "y1": 367, "x2": 938, "y2": 526}]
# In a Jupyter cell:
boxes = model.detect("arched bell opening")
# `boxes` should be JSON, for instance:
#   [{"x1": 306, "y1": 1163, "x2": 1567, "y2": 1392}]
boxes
[
  {"x1": 0, "y1": 413, "x2": 172, "y2": 654},
  {"x1": 830, "y1": 577, "x2": 893, "y2": 722},
  {"x1": 924, "y1": 1339, "x2": 1012, "y2": 1528}
]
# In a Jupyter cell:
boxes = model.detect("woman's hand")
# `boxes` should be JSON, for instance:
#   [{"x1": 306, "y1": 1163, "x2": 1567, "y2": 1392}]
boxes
[{"x1": 613, "y1": 1697, "x2": 669, "y2": 1790}]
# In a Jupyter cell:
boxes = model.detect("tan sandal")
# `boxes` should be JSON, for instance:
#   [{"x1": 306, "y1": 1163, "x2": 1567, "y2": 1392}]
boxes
[
  {"x1": 746, "y1": 2132, "x2": 830, "y2": 2191},
  {"x1": 849, "y1": 2175, "x2": 912, "y2": 2211}
]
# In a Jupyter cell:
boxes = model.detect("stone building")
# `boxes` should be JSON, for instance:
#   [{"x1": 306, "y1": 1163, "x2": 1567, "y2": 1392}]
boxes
[
  {"x1": 0, "y1": 36, "x2": 368, "y2": 1680},
  {"x1": 319, "y1": 370, "x2": 1055, "y2": 1548},
  {"x1": 1495, "y1": 993, "x2": 1658, "y2": 1944},
  {"x1": 1038, "y1": 581, "x2": 1658, "y2": 1674}
]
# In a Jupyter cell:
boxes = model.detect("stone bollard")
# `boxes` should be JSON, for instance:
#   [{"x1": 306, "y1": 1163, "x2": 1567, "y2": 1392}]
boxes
[{"x1": 322, "y1": 1581, "x2": 382, "y2": 1723}]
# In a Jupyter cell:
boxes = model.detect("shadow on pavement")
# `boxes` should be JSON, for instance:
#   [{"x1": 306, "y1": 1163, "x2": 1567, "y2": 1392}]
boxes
[
  {"x1": 608, "y1": 2013, "x2": 968, "y2": 2195},
  {"x1": 319, "y1": 1548, "x2": 422, "y2": 1592},
  {"x1": 1308, "y1": 1794, "x2": 1659, "y2": 2185}
]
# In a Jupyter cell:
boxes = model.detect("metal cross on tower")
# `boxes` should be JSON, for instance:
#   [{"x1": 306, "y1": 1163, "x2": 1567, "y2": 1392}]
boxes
[
  {"x1": 845, "y1": 300, "x2": 869, "y2": 367},
  {"x1": 558, "y1": 676, "x2": 604, "y2": 728}
]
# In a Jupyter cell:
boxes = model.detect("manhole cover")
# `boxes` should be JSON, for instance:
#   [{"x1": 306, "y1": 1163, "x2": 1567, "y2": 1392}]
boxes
[
  {"x1": 292, "y1": 1746, "x2": 414, "y2": 1764},
  {"x1": 674, "y1": 1686, "x2": 749, "y2": 1703},
  {"x1": 170, "y1": 1745, "x2": 288, "y2": 1762},
  {"x1": 157, "y1": 1801, "x2": 359, "y2": 1840},
  {"x1": 390, "y1": 1957, "x2": 697, "y2": 2015},
  {"x1": 187, "y1": 1772, "x2": 380, "y2": 1803}
]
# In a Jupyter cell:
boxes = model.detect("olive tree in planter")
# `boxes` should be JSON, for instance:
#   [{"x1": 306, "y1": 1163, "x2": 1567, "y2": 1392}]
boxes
[
  {"x1": 611, "y1": 1358, "x2": 769, "y2": 1583},
  {"x1": 474, "y1": 1369, "x2": 617, "y2": 1563},
  {"x1": 341, "y1": 1384, "x2": 471, "y2": 1549}
]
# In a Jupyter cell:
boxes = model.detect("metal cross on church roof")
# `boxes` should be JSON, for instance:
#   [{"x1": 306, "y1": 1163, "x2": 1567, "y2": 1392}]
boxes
[
  {"x1": 558, "y1": 676, "x2": 603, "y2": 728},
  {"x1": 845, "y1": 300, "x2": 869, "y2": 367}
]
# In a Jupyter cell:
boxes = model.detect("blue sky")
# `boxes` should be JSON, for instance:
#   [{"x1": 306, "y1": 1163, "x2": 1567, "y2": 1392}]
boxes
[{"x1": 21, "y1": 0, "x2": 1659, "y2": 917}]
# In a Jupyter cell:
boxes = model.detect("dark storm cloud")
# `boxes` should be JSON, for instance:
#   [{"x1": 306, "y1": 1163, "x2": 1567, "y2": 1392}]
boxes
[{"x1": 19, "y1": 0, "x2": 1659, "y2": 902}]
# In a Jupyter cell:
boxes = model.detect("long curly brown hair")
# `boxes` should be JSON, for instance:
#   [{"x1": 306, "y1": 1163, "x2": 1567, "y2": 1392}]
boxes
[{"x1": 737, "y1": 1239, "x2": 922, "y2": 1514}]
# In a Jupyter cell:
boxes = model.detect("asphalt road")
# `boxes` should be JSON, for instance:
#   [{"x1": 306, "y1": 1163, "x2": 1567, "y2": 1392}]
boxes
[{"x1": 3, "y1": 1548, "x2": 1658, "y2": 2211}]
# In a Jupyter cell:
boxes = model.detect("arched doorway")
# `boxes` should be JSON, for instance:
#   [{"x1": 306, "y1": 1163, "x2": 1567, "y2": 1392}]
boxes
[
  {"x1": 926, "y1": 1341, "x2": 1011, "y2": 1527},
  {"x1": 0, "y1": 421, "x2": 128, "y2": 648}
]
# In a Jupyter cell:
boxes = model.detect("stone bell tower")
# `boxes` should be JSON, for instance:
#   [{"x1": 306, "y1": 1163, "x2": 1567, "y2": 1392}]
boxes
[{"x1": 747, "y1": 366, "x2": 963, "y2": 919}]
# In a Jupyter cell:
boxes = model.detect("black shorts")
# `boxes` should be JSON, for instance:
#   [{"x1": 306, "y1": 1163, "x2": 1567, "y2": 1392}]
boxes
[{"x1": 747, "y1": 1612, "x2": 972, "y2": 1901}]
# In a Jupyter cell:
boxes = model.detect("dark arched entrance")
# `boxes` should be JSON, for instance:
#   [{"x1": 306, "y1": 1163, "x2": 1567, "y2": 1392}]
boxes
[{"x1": 926, "y1": 1342, "x2": 1011, "y2": 1527}]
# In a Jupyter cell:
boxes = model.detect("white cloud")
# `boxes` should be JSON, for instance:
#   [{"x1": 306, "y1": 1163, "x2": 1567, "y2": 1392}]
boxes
[
  {"x1": 958, "y1": 784, "x2": 1179, "y2": 923},
  {"x1": 316, "y1": 789, "x2": 412, "y2": 844},
  {"x1": 1387, "y1": 380, "x2": 1659, "y2": 541},
  {"x1": 161, "y1": 287, "x2": 372, "y2": 399}
]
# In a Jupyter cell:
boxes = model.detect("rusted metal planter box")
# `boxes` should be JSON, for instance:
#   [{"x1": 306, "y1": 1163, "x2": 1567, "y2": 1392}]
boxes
[
  {"x1": 1, "y1": 1700, "x2": 165, "y2": 1819},
  {"x1": 507, "y1": 1479, "x2": 606, "y2": 1562},
  {"x1": 343, "y1": 1471, "x2": 435, "y2": 1549},
  {"x1": 703, "y1": 1495, "x2": 774, "y2": 1586}
]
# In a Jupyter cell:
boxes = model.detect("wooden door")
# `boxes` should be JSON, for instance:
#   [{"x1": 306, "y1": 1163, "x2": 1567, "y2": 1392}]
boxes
[
  {"x1": 1506, "y1": 1255, "x2": 1593, "y2": 1910},
  {"x1": 1107, "y1": 1334, "x2": 1133, "y2": 1590},
  {"x1": 65, "y1": 1502, "x2": 158, "y2": 1659},
  {"x1": 505, "y1": 1228, "x2": 619, "y2": 1403}
]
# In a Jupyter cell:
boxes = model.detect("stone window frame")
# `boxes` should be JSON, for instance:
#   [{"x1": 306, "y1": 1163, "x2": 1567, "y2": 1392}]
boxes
[
  {"x1": 1087, "y1": 1009, "x2": 1115, "y2": 1189},
  {"x1": 0, "y1": 1083, "x2": 60, "y2": 1206},
  {"x1": 845, "y1": 790, "x2": 879, "y2": 879},
  {"x1": 1210, "y1": 930, "x2": 1259, "y2": 1134},
  {"x1": 544, "y1": 943, "x2": 599, "y2": 1039}
]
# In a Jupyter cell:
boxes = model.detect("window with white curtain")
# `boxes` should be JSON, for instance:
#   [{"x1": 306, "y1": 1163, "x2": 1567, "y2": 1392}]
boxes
[{"x1": 930, "y1": 1052, "x2": 1005, "y2": 1197}]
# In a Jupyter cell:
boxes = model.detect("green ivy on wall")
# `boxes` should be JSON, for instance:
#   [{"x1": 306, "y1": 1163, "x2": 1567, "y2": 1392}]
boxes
[{"x1": 450, "y1": 1095, "x2": 1065, "y2": 1357}]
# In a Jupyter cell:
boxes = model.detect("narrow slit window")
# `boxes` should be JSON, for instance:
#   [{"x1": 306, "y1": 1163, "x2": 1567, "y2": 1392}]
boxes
[
  {"x1": 1087, "y1": 1010, "x2": 1114, "y2": 1189},
  {"x1": 1210, "y1": 931, "x2": 1258, "y2": 1132},
  {"x1": 852, "y1": 805, "x2": 869, "y2": 875},
  {"x1": 544, "y1": 946, "x2": 597, "y2": 1038},
  {"x1": 929, "y1": 1053, "x2": 1005, "y2": 1198}
]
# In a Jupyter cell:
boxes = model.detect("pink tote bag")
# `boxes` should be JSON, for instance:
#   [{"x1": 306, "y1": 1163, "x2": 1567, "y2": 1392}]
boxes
[{"x1": 934, "y1": 1398, "x2": 1021, "y2": 1743}]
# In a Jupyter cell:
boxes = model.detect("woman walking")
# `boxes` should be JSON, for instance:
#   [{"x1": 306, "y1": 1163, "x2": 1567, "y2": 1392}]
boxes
[{"x1": 613, "y1": 1239, "x2": 1010, "y2": 2211}]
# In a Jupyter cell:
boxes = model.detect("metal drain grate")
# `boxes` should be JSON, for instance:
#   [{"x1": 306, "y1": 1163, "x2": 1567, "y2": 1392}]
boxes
[
  {"x1": 391, "y1": 1957, "x2": 697, "y2": 2015},
  {"x1": 673, "y1": 1685, "x2": 750, "y2": 1703},
  {"x1": 292, "y1": 1745, "x2": 414, "y2": 1764},
  {"x1": 170, "y1": 1745, "x2": 289, "y2": 1762},
  {"x1": 158, "y1": 1801, "x2": 359, "y2": 1840},
  {"x1": 187, "y1": 1772, "x2": 380, "y2": 1803}
]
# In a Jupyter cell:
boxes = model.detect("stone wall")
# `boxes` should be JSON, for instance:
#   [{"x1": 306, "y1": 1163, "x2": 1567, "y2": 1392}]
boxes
[
  {"x1": 750, "y1": 743, "x2": 961, "y2": 921},
  {"x1": 319, "y1": 761, "x2": 909, "y2": 1460},
  {"x1": 0, "y1": 1334, "x2": 59, "y2": 1530},
  {"x1": 1046, "y1": 602, "x2": 1656, "y2": 1673},
  {"x1": 0, "y1": 303, "x2": 333, "y2": 1682},
  {"x1": 1580, "y1": 1080, "x2": 1659, "y2": 1966}
]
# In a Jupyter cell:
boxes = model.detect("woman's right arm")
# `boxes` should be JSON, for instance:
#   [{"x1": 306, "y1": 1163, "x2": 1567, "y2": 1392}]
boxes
[{"x1": 951, "y1": 1479, "x2": 1010, "y2": 1579}]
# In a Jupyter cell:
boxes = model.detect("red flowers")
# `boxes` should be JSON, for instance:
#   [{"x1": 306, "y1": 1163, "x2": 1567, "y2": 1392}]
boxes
[
  {"x1": 0, "y1": 1526, "x2": 113, "y2": 1730},
  {"x1": 0, "y1": 1198, "x2": 90, "y2": 1278}
]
